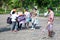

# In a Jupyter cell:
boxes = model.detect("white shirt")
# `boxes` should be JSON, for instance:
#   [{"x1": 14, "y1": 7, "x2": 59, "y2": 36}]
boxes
[
  {"x1": 11, "y1": 13, "x2": 18, "y2": 22},
  {"x1": 24, "y1": 11, "x2": 31, "y2": 18}
]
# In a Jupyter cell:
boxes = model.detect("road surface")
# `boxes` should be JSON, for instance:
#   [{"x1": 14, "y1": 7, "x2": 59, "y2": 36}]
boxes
[{"x1": 0, "y1": 14, "x2": 60, "y2": 40}]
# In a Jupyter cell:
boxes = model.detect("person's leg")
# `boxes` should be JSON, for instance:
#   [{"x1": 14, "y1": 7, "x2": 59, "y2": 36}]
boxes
[
  {"x1": 26, "y1": 22, "x2": 29, "y2": 29},
  {"x1": 26, "y1": 18, "x2": 30, "y2": 29},
  {"x1": 48, "y1": 30, "x2": 51, "y2": 37},
  {"x1": 14, "y1": 22, "x2": 18, "y2": 31},
  {"x1": 50, "y1": 24, "x2": 53, "y2": 37},
  {"x1": 11, "y1": 22, "x2": 16, "y2": 31},
  {"x1": 17, "y1": 22, "x2": 20, "y2": 30},
  {"x1": 17, "y1": 22, "x2": 22, "y2": 30},
  {"x1": 34, "y1": 24, "x2": 36, "y2": 28},
  {"x1": 47, "y1": 22, "x2": 50, "y2": 37},
  {"x1": 31, "y1": 23, "x2": 35, "y2": 30},
  {"x1": 48, "y1": 24, "x2": 53, "y2": 37},
  {"x1": 19, "y1": 23, "x2": 22, "y2": 30},
  {"x1": 25, "y1": 23, "x2": 26, "y2": 28},
  {"x1": 48, "y1": 31, "x2": 53, "y2": 37},
  {"x1": 31, "y1": 23, "x2": 34, "y2": 29}
]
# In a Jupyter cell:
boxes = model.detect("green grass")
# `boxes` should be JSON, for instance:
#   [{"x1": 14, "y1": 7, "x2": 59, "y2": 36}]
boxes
[
  {"x1": 55, "y1": 13, "x2": 60, "y2": 16},
  {"x1": 0, "y1": 8, "x2": 60, "y2": 17},
  {"x1": 0, "y1": 9, "x2": 11, "y2": 14}
]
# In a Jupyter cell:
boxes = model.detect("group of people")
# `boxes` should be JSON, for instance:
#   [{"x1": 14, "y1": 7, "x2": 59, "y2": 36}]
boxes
[
  {"x1": 10, "y1": 7, "x2": 39, "y2": 32},
  {"x1": 9, "y1": 7, "x2": 54, "y2": 37}
]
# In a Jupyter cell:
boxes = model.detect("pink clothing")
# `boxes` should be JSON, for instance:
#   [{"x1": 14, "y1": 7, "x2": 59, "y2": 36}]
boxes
[
  {"x1": 47, "y1": 10, "x2": 54, "y2": 31},
  {"x1": 48, "y1": 11, "x2": 54, "y2": 22},
  {"x1": 47, "y1": 24, "x2": 53, "y2": 31}
]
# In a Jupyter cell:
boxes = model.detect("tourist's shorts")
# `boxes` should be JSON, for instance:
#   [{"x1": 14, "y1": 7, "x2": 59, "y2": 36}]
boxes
[
  {"x1": 47, "y1": 24, "x2": 53, "y2": 31},
  {"x1": 26, "y1": 18, "x2": 31, "y2": 22}
]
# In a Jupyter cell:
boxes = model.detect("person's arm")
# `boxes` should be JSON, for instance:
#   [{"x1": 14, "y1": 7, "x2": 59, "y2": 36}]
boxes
[
  {"x1": 10, "y1": 10, "x2": 13, "y2": 17},
  {"x1": 30, "y1": 12, "x2": 32, "y2": 17}
]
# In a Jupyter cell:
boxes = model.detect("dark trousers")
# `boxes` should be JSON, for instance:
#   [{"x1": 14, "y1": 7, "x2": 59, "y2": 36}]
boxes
[
  {"x1": 18, "y1": 22, "x2": 20, "y2": 28},
  {"x1": 18, "y1": 22, "x2": 22, "y2": 30}
]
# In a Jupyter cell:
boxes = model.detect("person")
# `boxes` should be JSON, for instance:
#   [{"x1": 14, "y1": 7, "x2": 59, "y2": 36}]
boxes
[
  {"x1": 10, "y1": 11, "x2": 18, "y2": 32},
  {"x1": 47, "y1": 7, "x2": 54, "y2": 37},
  {"x1": 17, "y1": 13, "x2": 26, "y2": 30},
  {"x1": 32, "y1": 7, "x2": 39, "y2": 16},
  {"x1": 18, "y1": 8, "x2": 23, "y2": 16},
  {"x1": 31, "y1": 13, "x2": 39, "y2": 30},
  {"x1": 24, "y1": 9, "x2": 31, "y2": 29},
  {"x1": 17, "y1": 8, "x2": 23, "y2": 30}
]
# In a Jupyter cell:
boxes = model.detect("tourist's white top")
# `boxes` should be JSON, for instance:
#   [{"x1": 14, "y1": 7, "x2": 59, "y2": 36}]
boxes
[
  {"x1": 24, "y1": 11, "x2": 31, "y2": 18},
  {"x1": 11, "y1": 13, "x2": 18, "y2": 22}
]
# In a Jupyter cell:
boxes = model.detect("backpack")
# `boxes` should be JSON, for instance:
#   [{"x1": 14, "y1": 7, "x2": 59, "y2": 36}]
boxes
[{"x1": 7, "y1": 17, "x2": 12, "y2": 24}]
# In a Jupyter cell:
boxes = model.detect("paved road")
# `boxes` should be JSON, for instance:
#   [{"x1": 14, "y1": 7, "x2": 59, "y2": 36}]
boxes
[{"x1": 0, "y1": 14, "x2": 60, "y2": 40}]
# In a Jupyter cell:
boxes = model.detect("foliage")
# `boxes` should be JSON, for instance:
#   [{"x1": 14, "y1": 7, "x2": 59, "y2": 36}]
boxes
[
  {"x1": 0, "y1": 0, "x2": 60, "y2": 16},
  {"x1": 0, "y1": 0, "x2": 60, "y2": 8}
]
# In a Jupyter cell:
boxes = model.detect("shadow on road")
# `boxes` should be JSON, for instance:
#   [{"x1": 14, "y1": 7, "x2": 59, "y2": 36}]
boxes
[
  {"x1": 0, "y1": 25, "x2": 42, "y2": 33},
  {"x1": 0, "y1": 27, "x2": 10, "y2": 33},
  {"x1": 21, "y1": 26, "x2": 41, "y2": 29},
  {"x1": 29, "y1": 26, "x2": 42, "y2": 29}
]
